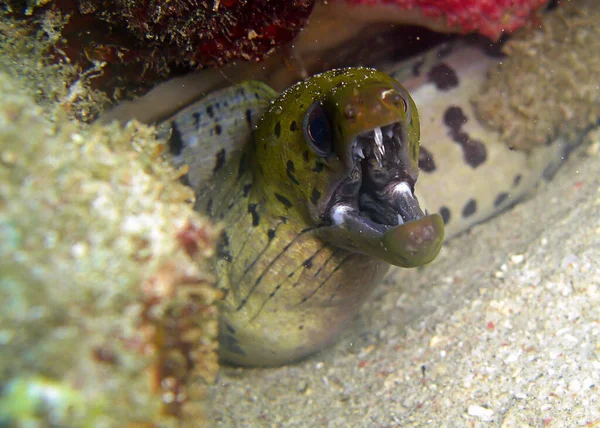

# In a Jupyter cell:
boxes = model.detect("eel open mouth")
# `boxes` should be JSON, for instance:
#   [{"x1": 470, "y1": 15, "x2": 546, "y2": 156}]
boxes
[{"x1": 323, "y1": 122, "x2": 444, "y2": 268}]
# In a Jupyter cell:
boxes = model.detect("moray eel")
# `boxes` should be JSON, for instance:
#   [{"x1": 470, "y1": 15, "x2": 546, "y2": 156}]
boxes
[
  {"x1": 159, "y1": 41, "x2": 577, "y2": 367},
  {"x1": 160, "y1": 68, "x2": 444, "y2": 366}
]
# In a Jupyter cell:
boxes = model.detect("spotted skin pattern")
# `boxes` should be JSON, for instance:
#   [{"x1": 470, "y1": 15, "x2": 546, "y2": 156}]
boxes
[
  {"x1": 162, "y1": 68, "x2": 446, "y2": 366},
  {"x1": 387, "y1": 42, "x2": 573, "y2": 239},
  {"x1": 160, "y1": 42, "x2": 576, "y2": 367},
  {"x1": 213, "y1": 69, "x2": 445, "y2": 367}
]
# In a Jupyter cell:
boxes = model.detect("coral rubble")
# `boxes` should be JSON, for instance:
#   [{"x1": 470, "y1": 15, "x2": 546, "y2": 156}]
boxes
[{"x1": 473, "y1": 0, "x2": 600, "y2": 151}]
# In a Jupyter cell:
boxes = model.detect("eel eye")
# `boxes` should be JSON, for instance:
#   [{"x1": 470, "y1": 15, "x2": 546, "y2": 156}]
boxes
[
  {"x1": 382, "y1": 89, "x2": 408, "y2": 112},
  {"x1": 303, "y1": 101, "x2": 333, "y2": 158}
]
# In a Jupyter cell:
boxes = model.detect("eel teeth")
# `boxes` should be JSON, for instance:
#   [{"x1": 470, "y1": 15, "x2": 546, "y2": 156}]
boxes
[
  {"x1": 392, "y1": 181, "x2": 424, "y2": 222},
  {"x1": 374, "y1": 126, "x2": 385, "y2": 166}
]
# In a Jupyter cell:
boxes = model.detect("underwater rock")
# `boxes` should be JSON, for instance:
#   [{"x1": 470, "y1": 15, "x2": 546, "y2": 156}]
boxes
[
  {"x1": 472, "y1": 0, "x2": 600, "y2": 150},
  {"x1": 3, "y1": 0, "x2": 315, "y2": 102},
  {"x1": 0, "y1": 68, "x2": 222, "y2": 425}
]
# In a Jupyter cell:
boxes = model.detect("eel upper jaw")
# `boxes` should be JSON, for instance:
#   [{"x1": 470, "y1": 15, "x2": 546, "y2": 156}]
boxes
[{"x1": 322, "y1": 121, "x2": 444, "y2": 268}]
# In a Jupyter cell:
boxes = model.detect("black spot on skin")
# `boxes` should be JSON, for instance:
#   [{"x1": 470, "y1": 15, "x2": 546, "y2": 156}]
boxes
[
  {"x1": 412, "y1": 57, "x2": 425, "y2": 76},
  {"x1": 286, "y1": 160, "x2": 300, "y2": 185},
  {"x1": 267, "y1": 228, "x2": 276, "y2": 241},
  {"x1": 494, "y1": 192, "x2": 510, "y2": 207},
  {"x1": 439, "y1": 206, "x2": 451, "y2": 225},
  {"x1": 456, "y1": 135, "x2": 487, "y2": 168},
  {"x1": 274, "y1": 121, "x2": 281, "y2": 139},
  {"x1": 290, "y1": 120, "x2": 297, "y2": 132},
  {"x1": 418, "y1": 146, "x2": 436, "y2": 172},
  {"x1": 248, "y1": 203, "x2": 260, "y2": 226},
  {"x1": 213, "y1": 148, "x2": 226, "y2": 173},
  {"x1": 243, "y1": 183, "x2": 252, "y2": 197},
  {"x1": 275, "y1": 193, "x2": 293, "y2": 209},
  {"x1": 167, "y1": 122, "x2": 184, "y2": 156},
  {"x1": 303, "y1": 258, "x2": 313, "y2": 269},
  {"x1": 206, "y1": 105, "x2": 215, "y2": 118},
  {"x1": 298, "y1": 325, "x2": 304, "y2": 330},
  {"x1": 193, "y1": 112, "x2": 201, "y2": 129},
  {"x1": 428, "y1": 63, "x2": 459, "y2": 90},
  {"x1": 312, "y1": 162, "x2": 324, "y2": 173},
  {"x1": 443, "y1": 107, "x2": 487, "y2": 168},
  {"x1": 443, "y1": 106, "x2": 468, "y2": 131},
  {"x1": 217, "y1": 232, "x2": 232, "y2": 262},
  {"x1": 214, "y1": 124, "x2": 222, "y2": 135},
  {"x1": 465, "y1": 141, "x2": 487, "y2": 167},
  {"x1": 310, "y1": 188, "x2": 321, "y2": 205},
  {"x1": 462, "y1": 199, "x2": 477, "y2": 218},
  {"x1": 513, "y1": 174, "x2": 522, "y2": 187},
  {"x1": 245, "y1": 109, "x2": 252, "y2": 127},
  {"x1": 206, "y1": 198, "x2": 213, "y2": 214},
  {"x1": 452, "y1": 131, "x2": 469, "y2": 145},
  {"x1": 237, "y1": 153, "x2": 248, "y2": 180},
  {"x1": 303, "y1": 150, "x2": 310, "y2": 162},
  {"x1": 225, "y1": 323, "x2": 236, "y2": 334}
]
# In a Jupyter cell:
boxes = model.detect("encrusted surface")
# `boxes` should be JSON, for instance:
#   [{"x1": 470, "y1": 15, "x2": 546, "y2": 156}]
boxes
[
  {"x1": 0, "y1": 29, "x2": 221, "y2": 426},
  {"x1": 473, "y1": 0, "x2": 600, "y2": 151},
  {"x1": 206, "y1": 117, "x2": 600, "y2": 428}
]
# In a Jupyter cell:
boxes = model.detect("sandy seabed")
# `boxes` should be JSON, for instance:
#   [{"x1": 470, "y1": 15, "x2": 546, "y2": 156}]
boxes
[{"x1": 208, "y1": 135, "x2": 600, "y2": 426}]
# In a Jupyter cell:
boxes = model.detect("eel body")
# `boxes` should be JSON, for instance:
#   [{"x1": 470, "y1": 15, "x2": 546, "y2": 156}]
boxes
[{"x1": 159, "y1": 41, "x2": 576, "y2": 366}]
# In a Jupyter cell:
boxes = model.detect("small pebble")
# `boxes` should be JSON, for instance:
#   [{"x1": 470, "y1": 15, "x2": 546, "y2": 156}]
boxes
[
  {"x1": 467, "y1": 405, "x2": 494, "y2": 421},
  {"x1": 510, "y1": 254, "x2": 525, "y2": 264}
]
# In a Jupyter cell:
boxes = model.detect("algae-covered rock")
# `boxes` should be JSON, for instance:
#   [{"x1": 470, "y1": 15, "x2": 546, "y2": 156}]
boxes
[
  {"x1": 473, "y1": 0, "x2": 600, "y2": 151},
  {"x1": 0, "y1": 69, "x2": 221, "y2": 425}
]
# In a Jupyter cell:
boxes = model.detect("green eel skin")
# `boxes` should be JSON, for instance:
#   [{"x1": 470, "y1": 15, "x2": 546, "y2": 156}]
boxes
[{"x1": 161, "y1": 68, "x2": 444, "y2": 366}]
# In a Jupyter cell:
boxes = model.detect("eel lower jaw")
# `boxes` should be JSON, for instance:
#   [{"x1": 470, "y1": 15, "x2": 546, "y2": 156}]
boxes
[
  {"x1": 321, "y1": 122, "x2": 444, "y2": 268},
  {"x1": 328, "y1": 191, "x2": 444, "y2": 268}
]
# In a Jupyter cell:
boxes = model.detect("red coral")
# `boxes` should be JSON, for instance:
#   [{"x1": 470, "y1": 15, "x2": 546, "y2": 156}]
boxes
[
  {"x1": 114, "y1": 0, "x2": 315, "y2": 66},
  {"x1": 9, "y1": 0, "x2": 315, "y2": 103},
  {"x1": 345, "y1": 0, "x2": 549, "y2": 40}
]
